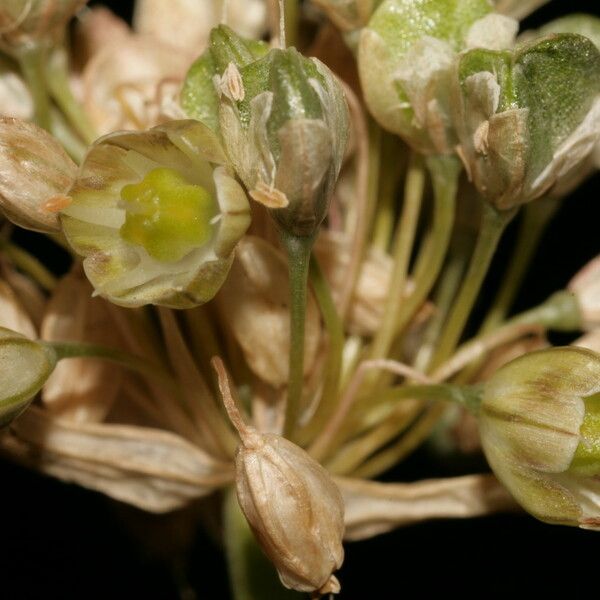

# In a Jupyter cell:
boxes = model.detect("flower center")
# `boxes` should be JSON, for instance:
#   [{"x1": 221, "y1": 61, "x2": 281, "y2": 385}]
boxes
[
  {"x1": 570, "y1": 392, "x2": 600, "y2": 477},
  {"x1": 119, "y1": 167, "x2": 218, "y2": 263}
]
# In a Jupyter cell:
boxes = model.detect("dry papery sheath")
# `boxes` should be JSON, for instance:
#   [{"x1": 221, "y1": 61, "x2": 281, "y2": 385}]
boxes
[{"x1": 213, "y1": 358, "x2": 345, "y2": 596}]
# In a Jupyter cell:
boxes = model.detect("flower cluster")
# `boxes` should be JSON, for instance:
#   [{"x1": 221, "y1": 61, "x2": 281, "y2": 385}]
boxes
[{"x1": 0, "y1": 0, "x2": 599, "y2": 597}]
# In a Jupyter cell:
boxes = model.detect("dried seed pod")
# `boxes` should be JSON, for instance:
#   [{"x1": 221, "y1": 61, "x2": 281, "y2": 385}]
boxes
[{"x1": 213, "y1": 358, "x2": 345, "y2": 596}]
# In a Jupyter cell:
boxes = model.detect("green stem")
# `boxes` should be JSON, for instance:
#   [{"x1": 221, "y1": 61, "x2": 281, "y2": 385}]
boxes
[
  {"x1": 479, "y1": 196, "x2": 560, "y2": 332},
  {"x1": 297, "y1": 256, "x2": 344, "y2": 445},
  {"x1": 429, "y1": 203, "x2": 516, "y2": 370},
  {"x1": 412, "y1": 237, "x2": 470, "y2": 372},
  {"x1": 327, "y1": 383, "x2": 482, "y2": 475},
  {"x1": 369, "y1": 151, "x2": 425, "y2": 362},
  {"x1": 47, "y1": 341, "x2": 177, "y2": 391},
  {"x1": 282, "y1": 0, "x2": 300, "y2": 48},
  {"x1": 46, "y1": 47, "x2": 97, "y2": 144},
  {"x1": 282, "y1": 233, "x2": 314, "y2": 439},
  {"x1": 392, "y1": 155, "x2": 460, "y2": 338},
  {"x1": 0, "y1": 238, "x2": 57, "y2": 291},
  {"x1": 350, "y1": 403, "x2": 447, "y2": 479},
  {"x1": 18, "y1": 47, "x2": 52, "y2": 131},
  {"x1": 372, "y1": 134, "x2": 405, "y2": 251},
  {"x1": 223, "y1": 488, "x2": 303, "y2": 600}
]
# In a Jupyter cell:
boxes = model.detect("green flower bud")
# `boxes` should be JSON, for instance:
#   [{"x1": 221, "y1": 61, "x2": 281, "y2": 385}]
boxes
[
  {"x1": 0, "y1": 0, "x2": 87, "y2": 54},
  {"x1": 454, "y1": 33, "x2": 600, "y2": 210},
  {"x1": 181, "y1": 25, "x2": 270, "y2": 134},
  {"x1": 358, "y1": 0, "x2": 497, "y2": 154},
  {"x1": 0, "y1": 327, "x2": 56, "y2": 428},
  {"x1": 480, "y1": 347, "x2": 600, "y2": 529},
  {"x1": 182, "y1": 26, "x2": 349, "y2": 238},
  {"x1": 59, "y1": 120, "x2": 251, "y2": 308}
]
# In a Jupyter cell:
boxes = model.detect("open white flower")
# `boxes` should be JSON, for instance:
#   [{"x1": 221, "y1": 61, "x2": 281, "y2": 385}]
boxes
[{"x1": 60, "y1": 119, "x2": 251, "y2": 308}]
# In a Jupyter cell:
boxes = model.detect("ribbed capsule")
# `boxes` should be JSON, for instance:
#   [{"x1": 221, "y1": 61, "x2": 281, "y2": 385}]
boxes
[
  {"x1": 213, "y1": 358, "x2": 345, "y2": 596},
  {"x1": 181, "y1": 25, "x2": 349, "y2": 238}
]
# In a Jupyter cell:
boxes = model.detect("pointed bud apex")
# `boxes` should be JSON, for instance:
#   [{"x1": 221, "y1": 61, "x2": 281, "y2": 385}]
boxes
[
  {"x1": 213, "y1": 358, "x2": 345, "y2": 595},
  {"x1": 0, "y1": 327, "x2": 56, "y2": 428},
  {"x1": 0, "y1": 117, "x2": 76, "y2": 232},
  {"x1": 60, "y1": 120, "x2": 250, "y2": 308},
  {"x1": 480, "y1": 347, "x2": 600, "y2": 529}
]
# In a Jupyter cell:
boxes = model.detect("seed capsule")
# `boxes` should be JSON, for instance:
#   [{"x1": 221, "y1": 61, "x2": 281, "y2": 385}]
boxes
[
  {"x1": 213, "y1": 358, "x2": 345, "y2": 596},
  {"x1": 181, "y1": 25, "x2": 349, "y2": 238},
  {"x1": 454, "y1": 33, "x2": 600, "y2": 210},
  {"x1": 358, "y1": 0, "x2": 493, "y2": 154}
]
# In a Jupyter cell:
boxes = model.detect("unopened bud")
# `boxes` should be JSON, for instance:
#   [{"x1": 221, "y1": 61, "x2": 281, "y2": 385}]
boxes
[
  {"x1": 480, "y1": 347, "x2": 600, "y2": 529},
  {"x1": 213, "y1": 358, "x2": 345, "y2": 595},
  {"x1": 0, "y1": 117, "x2": 76, "y2": 233},
  {"x1": 0, "y1": 327, "x2": 56, "y2": 428}
]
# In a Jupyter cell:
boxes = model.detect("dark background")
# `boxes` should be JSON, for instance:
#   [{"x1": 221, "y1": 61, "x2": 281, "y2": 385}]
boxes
[{"x1": 3, "y1": 1, "x2": 600, "y2": 598}]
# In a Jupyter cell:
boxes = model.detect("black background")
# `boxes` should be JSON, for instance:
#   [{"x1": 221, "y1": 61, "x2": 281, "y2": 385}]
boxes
[{"x1": 3, "y1": 1, "x2": 600, "y2": 598}]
